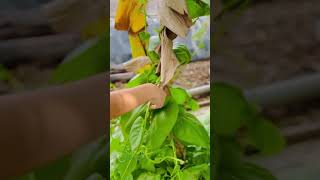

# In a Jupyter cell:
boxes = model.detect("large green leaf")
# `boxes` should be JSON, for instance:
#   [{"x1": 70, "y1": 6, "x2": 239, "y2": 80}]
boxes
[
  {"x1": 116, "y1": 152, "x2": 137, "y2": 180},
  {"x1": 51, "y1": 35, "x2": 108, "y2": 84},
  {"x1": 170, "y1": 87, "x2": 189, "y2": 105},
  {"x1": 248, "y1": 118, "x2": 286, "y2": 155},
  {"x1": 211, "y1": 131, "x2": 220, "y2": 179},
  {"x1": 120, "y1": 105, "x2": 147, "y2": 138},
  {"x1": 137, "y1": 172, "x2": 161, "y2": 180},
  {"x1": 180, "y1": 164, "x2": 210, "y2": 180},
  {"x1": 129, "y1": 116, "x2": 144, "y2": 151},
  {"x1": 173, "y1": 43, "x2": 191, "y2": 65},
  {"x1": 186, "y1": 0, "x2": 210, "y2": 19},
  {"x1": 173, "y1": 109, "x2": 210, "y2": 149},
  {"x1": 126, "y1": 73, "x2": 148, "y2": 88},
  {"x1": 14, "y1": 155, "x2": 71, "y2": 180},
  {"x1": 219, "y1": 138, "x2": 243, "y2": 170},
  {"x1": 212, "y1": 82, "x2": 253, "y2": 135},
  {"x1": 64, "y1": 137, "x2": 108, "y2": 180},
  {"x1": 219, "y1": 162, "x2": 276, "y2": 180}
]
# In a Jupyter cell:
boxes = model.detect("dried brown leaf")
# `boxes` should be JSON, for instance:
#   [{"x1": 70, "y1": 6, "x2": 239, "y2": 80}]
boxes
[
  {"x1": 158, "y1": 0, "x2": 192, "y2": 38},
  {"x1": 122, "y1": 56, "x2": 151, "y2": 72},
  {"x1": 166, "y1": 0, "x2": 189, "y2": 15},
  {"x1": 159, "y1": 28, "x2": 180, "y2": 87}
]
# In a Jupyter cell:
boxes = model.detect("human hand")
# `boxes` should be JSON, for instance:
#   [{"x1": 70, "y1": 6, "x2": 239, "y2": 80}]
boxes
[{"x1": 144, "y1": 83, "x2": 167, "y2": 109}]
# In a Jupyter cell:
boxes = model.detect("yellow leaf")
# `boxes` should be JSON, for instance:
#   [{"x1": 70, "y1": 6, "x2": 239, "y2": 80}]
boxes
[
  {"x1": 137, "y1": 64, "x2": 152, "y2": 74},
  {"x1": 115, "y1": 0, "x2": 146, "y2": 33},
  {"x1": 129, "y1": 2, "x2": 147, "y2": 33},
  {"x1": 129, "y1": 33, "x2": 146, "y2": 58}
]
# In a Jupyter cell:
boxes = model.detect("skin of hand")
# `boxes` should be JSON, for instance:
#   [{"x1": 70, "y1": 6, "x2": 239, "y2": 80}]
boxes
[
  {"x1": 110, "y1": 83, "x2": 167, "y2": 119},
  {"x1": 0, "y1": 73, "x2": 106, "y2": 179}
]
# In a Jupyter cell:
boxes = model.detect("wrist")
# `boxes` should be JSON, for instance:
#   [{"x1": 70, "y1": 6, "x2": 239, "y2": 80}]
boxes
[{"x1": 139, "y1": 84, "x2": 156, "y2": 100}]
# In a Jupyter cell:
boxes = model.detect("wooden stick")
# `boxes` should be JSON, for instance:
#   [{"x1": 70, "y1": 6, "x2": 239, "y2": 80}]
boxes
[{"x1": 110, "y1": 72, "x2": 135, "y2": 82}]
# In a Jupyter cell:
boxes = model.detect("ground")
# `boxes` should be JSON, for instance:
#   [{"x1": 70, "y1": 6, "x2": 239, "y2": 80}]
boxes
[{"x1": 215, "y1": 0, "x2": 320, "y2": 178}]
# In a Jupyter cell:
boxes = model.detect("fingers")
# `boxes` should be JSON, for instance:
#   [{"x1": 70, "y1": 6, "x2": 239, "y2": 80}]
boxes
[
  {"x1": 150, "y1": 87, "x2": 167, "y2": 110},
  {"x1": 150, "y1": 104, "x2": 157, "y2": 109}
]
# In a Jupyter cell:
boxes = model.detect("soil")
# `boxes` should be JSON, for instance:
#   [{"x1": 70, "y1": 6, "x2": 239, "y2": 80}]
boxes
[
  {"x1": 214, "y1": 0, "x2": 320, "y2": 130},
  {"x1": 174, "y1": 60, "x2": 210, "y2": 89},
  {"x1": 214, "y1": 0, "x2": 320, "y2": 88},
  {"x1": 214, "y1": 2, "x2": 320, "y2": 175}
]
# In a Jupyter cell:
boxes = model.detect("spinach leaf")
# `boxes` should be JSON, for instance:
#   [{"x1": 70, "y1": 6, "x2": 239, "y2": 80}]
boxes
[
  {"x1": 248, "y1": 118, "x2": 285, "y2": 155},
  {"x1": 186, "y1": 0, "x2": 210, "y2": 19},
  {"x1": 129, "y1": 116, "x2": 144, "y2": 151},
  {"x1": 173, "y1": 109, "x2": 210, "y2": 149}
]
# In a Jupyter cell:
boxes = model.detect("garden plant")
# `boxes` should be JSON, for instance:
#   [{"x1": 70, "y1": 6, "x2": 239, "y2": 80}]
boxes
[{"x1": 13, "y1": 0, "x2": 285, "y2": 179}]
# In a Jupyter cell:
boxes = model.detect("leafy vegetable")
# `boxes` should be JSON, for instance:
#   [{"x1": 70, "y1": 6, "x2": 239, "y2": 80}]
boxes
[
  {"x1": 51, "y1": 36, "x2": 108, "y2": 84},
  {"x1": 212, "y1": 82, "x2": 253, "y2": 135},
  {"x1": 170, "y1": 87, "x2": 189, "y2": 105},
  {"x1": 248, "y1": 118, "x2": 285, "y2": 155},
  {"x1": 186, "y1": 0, "x2": 210, "y2": 19},
  {"x1": 129, "y1": 116, "x2": 144, "y2": 151},
  {"x1": 173, "y1": 109, "x2": 210, "y2": 149},
  {"x1": 173, "y1": 43, "x2": 191, "y2": 65},
  {"x1": 146, "y1": 100, "x2": 179, "y2": 150}
]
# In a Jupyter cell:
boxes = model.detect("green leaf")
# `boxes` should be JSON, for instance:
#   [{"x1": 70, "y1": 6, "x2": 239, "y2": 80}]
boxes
[
  {"x1": 147, "y1": 51, "x2": 160, "y2": 63},
  {"x1": 219, "y1": 138, "x2": 243, "y2": 169},
  {"x1": 221, "y1": 162, "x2": 276, "y2": 180},
  {"x1": 187, "y1": 98, "x2": 200, "y2": 111},
  {"x1": 173, "y1": 110, "x2": 210, "y2": 148},
  {"x1": 211, "y1": 132, "x2": 220, "y2": 179},
  {"x1": 212, "y1": 82, "x2": 253, "y2": 135},
  {"x1": 0, "y1": 65, "x2": 12, "y2": 81},
  {"x1": 51, "y1": 36, "x2": 107, "y2": 84},
  {"x1": 28, "y1": 155, "x2": 71, "y2": 180},
  {"x1": 137, "y1": 172, "x2": 161, "y2": 180},
  {"x1": 173, "y1": 43, "x2": 191, "y2": 65},
  {"x1": 153, "y1": 146, "x2": 175, "y2": 162},
  {"x1": 180, "y1": 164, "x2": 209, "y2": 180},
  {"x1": 186, "y1": 0, "x2": 210, "y2": 19},
  {"x1": 170, "y1": 87, "x2": 189, "y2": 105},
  {"x1": 139, "y1": 31, "x2": 151, "y2": 42},
  {"x1": 120, "y1": 105, "x2": 147, "y2": 138},
  {"x1": 146, "y1": 100, "x2": 179, "y2": 150},
  {"x1": 129, "y1": 116, "x2": 144, "y2": 151},
  {"x1": 139, "y1": 155, "x2": 155, "y2": 172},
  {"x1": 110, "y1": 137, "x2": 122, "y2": 153},
  {"x1": 117, "y1": 152, "x2": 137, "y2": 180},
  {"x1": 64, "y1": 137, "x2": 108, "y2": 180},
  {"x1": 126, "y1": 73, "x2": 148, "y2": 88},
  {"x1": 248, "y1": 118, "x2": 285, "y2": 155}
]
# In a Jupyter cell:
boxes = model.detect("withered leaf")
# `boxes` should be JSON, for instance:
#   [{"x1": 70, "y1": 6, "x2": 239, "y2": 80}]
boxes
[
  {"x1": 159, "y1": 28, "x2": 180, "y2": 87},
  {"x1": 166, "y1": 0, "x2": 189, "y2": 15},
  {"x1": 158, "y1": 0, "x2": 192, "y2": 38},
  {"x1": 122, "y1": 56, "x2": 151, "y2": 73}
]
